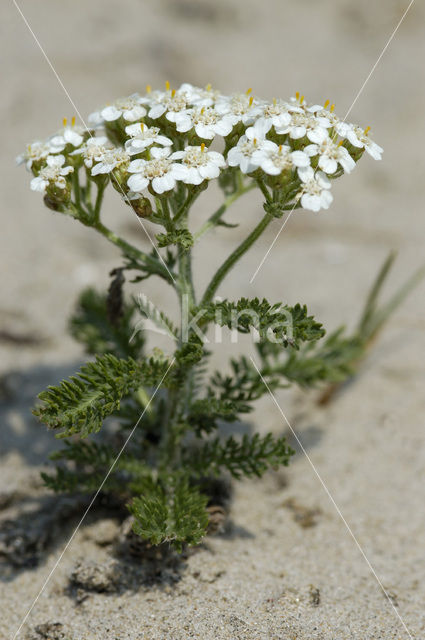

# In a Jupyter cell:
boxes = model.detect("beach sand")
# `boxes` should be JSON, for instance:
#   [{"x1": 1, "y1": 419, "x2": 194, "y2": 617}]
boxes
[{"x1": 1, "y1": 1, "x2": 425, "y2": 638}]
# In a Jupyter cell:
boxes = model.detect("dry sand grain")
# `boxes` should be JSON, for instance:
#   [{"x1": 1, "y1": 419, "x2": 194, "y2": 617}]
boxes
[{"x1": 1, "y1": 1, "x2": 425, "y2": 638}]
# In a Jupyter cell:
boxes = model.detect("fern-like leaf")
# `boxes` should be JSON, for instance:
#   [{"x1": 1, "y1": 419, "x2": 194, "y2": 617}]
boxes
[
  {"x1": 33, "y1": 354, "x2": 171, "y2": 438},
  {"x1": 156, "y1": 229, "x2": 194, "y2": 250},
  {"x1": 129, "y1": 475, "x2": 209, "y2": 550},
  {"x1": 187, "y1": 396, "x2": 250, "y2": 434},
  {"x1": 42, "y1": 440, "x2": 151, "y2": 494},
  {"x1": 69, "y1": 288, "x2": 145, "y2": 358},
  {"x1": 132, "y1": 293, "x2": 178, "y2": 341},
  {"x1": 202, "y1": 298, "x2": 324, "y2": 349},
  {"x1": 185, "y1": 433, "x2": 294, "y2": 479}
]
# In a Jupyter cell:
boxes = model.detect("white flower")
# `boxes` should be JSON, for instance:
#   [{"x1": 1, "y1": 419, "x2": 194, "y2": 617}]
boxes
[
  {"x1": 305, "y1": 139, "x2": 355, "y2": 174},
  {"x1": 178, "y1": 83, "x2": 221, "y2": 107},
  {"x1": 253, "y1": 142, "x2": 310, "y2": 176},
  {"x1": 287, "y1": 94, "x2": 310, "y2": 112},
  {"x1": 174, "y1": 106, "x2": 234, "y2": 139},
  {"x1": 16, "y1": 141, "x2": 51, "y2": 170},
  {"x1": 91, "y1": 148, "x2": 130, "y2": 176},
  {"x1": 124, "y1": 123, "x2": 172, "y2": 155},
  {"x1": 244, "y1": 119, "x2": 272, "y2": 140},
  {"x1": 30, "y1": 155, "x2": 73, "y2": 193},
  {"x1": 70, "y1": 136, "x2": 112, "y2": 168},
  {"x1": 48, "y1": 119, "x2": 85, "y2": 153},
  {"x1": 147, "y1": 88, "x2": 189, "y2": 122},
  {"x1": 127, "y1": 147, "x2": 184, "y2": 195},
  {"x1": 170, "y1": 144, "x2": 225, "y2": 184},
  {"x1": 256, "y1": 99, "x2": 293, "y2": 132},
  {"x1": 215, "y1": 91, "x2": 263, "y2": 125},
  {"x1": 87, "y1": 110, "x2": 104, "y2": 129},
  {"x1": 296, "y1": 166, "x2": 333, "y2": 212},
  {"x1": 276, "y1": 112, "x2": 330, "y2": 144},
  {"x1": 227, "y1": 125, "x2": 275, "y2": 174},
  {"x1": 307, "y1": 103, "x2": 346, "y2": 134},
  {"x1": 340, "y1": 124, "x2": 383, "y2": 160},
  {"x1": 90, "y1": 94, "x2": 147, "y2": 124}
]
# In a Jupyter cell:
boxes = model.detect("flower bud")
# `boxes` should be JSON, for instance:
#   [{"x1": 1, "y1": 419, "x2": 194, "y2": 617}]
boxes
[
  {"x1": 43, "y1": 183, "x2": 71, "y2": 211},
  {"x1": 131, "y1": 196, "x2": 152, "y2": 218}
]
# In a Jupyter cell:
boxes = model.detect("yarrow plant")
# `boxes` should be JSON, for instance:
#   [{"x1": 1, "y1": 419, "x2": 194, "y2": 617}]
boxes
[{"x1": 18, "y1": 82, "x2": 420, "y2": 550}]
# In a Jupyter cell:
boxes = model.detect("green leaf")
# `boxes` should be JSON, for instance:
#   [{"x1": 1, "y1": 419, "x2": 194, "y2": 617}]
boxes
[
  {"x1": 42, "y1": 439, "x2": 151, "y2": 494},
  {"x1": 69, "y1": 288, "x2": 145, "y2": 359},
  {"x1": 132, "y1": 294, "x2": 178, "y2": 340},
  {"x1": 129, "y1": 475, "x2": 209, "y2": 550},
  {"x1": 278, "y1": 329, "x2": 364, "y2": 387},
  {"x1": 33, "y1": 354, "x2": 171, "y2": 438},
  {"x1": 156, "y1": 229, "x2": 194, "y2": 251},
  {"x1": 256, "y1": 328, "x2": 364, "y2": 389},
  {"x1": 174, "y1": 335, "x2": 204, "y2": 366},
  {"x1": 185, "y1": 433, "x2": 294, "y2": 479},
  {"x1": 216, "y1": 219, "x2": 239, "y2": 229},
  {"x1": 209, "y1": 356, "x2": 279, "y2": 404},
  {"x1": 124, "y1": 247, "x2": 177, "y2": 284},
  {"x1": 202, "y1": 298, "x2": 324, "y2": 349},
  {"x1": 187, "y1": 396, "x2": 250, "y2": 434}
]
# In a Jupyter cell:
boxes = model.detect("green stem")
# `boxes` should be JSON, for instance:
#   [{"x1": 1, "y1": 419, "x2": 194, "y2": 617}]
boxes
[
  {"x1": 201, "y1": 211, "x2": 274, "y2": 305},
  {"x1": 94, "y1": 221, "x2": 145, "y2": 260},
  {"x1": 256, "y1": 178, "x2": 271, "y2": 202},
  {"x1": 178, "y1": 244, "x2": 195, "y2": 307},
  {"x1": 73, "y1": 171, "x2": 81, "y2": 208},
  {"x1": 174, "y1": 189, "x2": 199, "y2": 224},
  {"x1": 160, "y1": 227, "x2": 196, "y2": 470},
  {"x1": 94, "y1": 220, "x2": 174, "y2": 282},
  {"x1": 158, "y1": 386, "x2": 180, "y2": 472},
  {"x1": 93, "y1": 182, "x2": 106, "y2": 222},
  {"x1": 159, "y1": 197, "x2": 172, "y2": 231},
  {"x1": 84, "y1": 169, "x2": 92, "y2": 210},
  {"x1": 357, "y1": 250, "x2": 397, "y2": 335},
  {"x1": 194, "y1": 181, "x2": 256, "y2": 241}
]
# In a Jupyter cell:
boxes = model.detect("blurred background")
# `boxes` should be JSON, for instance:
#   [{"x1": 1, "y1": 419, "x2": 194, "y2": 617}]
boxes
[
  {"x1": 2, "y1": 0, "x2": 424, "y2": 367},
  {"x1": 1, "y1": 1, "x2": 425, "y2": 636},
  {"x1": 2, "y1": 0, "x2": 424, "y2": 454}
]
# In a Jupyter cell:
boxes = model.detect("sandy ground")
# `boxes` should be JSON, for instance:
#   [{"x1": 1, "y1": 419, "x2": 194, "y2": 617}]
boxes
[{"x1": 1, "y1": 0, "x2": 425, "y2": 638}]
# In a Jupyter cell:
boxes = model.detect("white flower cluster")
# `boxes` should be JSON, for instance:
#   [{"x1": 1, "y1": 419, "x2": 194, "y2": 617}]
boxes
[{"x1": 18, "y1": 84, "x2": 382, "y2": 213}]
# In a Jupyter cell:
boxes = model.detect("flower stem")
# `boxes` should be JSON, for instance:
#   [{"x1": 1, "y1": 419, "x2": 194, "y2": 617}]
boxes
[
  {"x1": 201, "y1": 211, "x2": 274, "y2": 305},
  {"x1": 93, "y1": 220, "x2": 174, "y2": 282},
  {"x1": 174, "y1": 189, "x2": 199, "y2": 224},
  {"x1": 159, "y1": 197, "x2": 173, "y2": 231},
  {"x1": 256, "y1": 178, "x2": 271, "y2": 202},
  {"x1": 72, "y1": 171, "x2": 81, "y2": 208},
  {"x1": 193, "y1": 181, "x2": 256, "y2": 241},
  {"x1": 160, "y1": 221, "x2": 196, "y2": 470},
  {"x1": 91, "y1": 182, "x2": 106, "y2": 224},
  {"x1": 94, "y1": 221, "x2": 146, "y2": 259}
]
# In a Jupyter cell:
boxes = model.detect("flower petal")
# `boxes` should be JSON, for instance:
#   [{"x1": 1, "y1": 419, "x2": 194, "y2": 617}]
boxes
[
  {"x1": 101, "y1": 106, "x2": 122, "y2": 121},
  {"x1": 127, "y1": 174, "x2": 149, "y2": 191},
  {"x1": 128, "y1": 159, "x2": 146, "y2": 173}
]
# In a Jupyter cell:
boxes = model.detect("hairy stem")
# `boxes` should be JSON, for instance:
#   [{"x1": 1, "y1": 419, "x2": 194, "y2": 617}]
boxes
[
  {"x1": 93, "y1": 220, "x2": 173, "y2": 282},
  {"x1": 93, "y1": 182, "x2": 106, "y2": 223},
  {"x1": 194, "y1": 181, "x2": 255, "y2": 240},
  {"x1": 201, "y1": 211, "x2": 274, "y2": 305},
  {"x1": 174, "y1": 189, "x2": 200, "y2": 224},
  {"x1": 160, "y1": 218, "x2": 197, "y2": 470},
  {"x1": 72, "y1": 171, "x2": 81, "y2": 209}
]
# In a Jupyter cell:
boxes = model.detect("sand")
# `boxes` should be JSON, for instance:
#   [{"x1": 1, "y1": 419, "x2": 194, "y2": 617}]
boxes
[{"x1": 1, "y1": 0, "x2": 425, "y2": 638}]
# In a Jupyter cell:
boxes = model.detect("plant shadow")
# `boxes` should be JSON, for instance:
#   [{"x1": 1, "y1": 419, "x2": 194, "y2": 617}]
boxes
[{"x1": 0, "y1": 362, "x2": 85, "y2": 466}]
